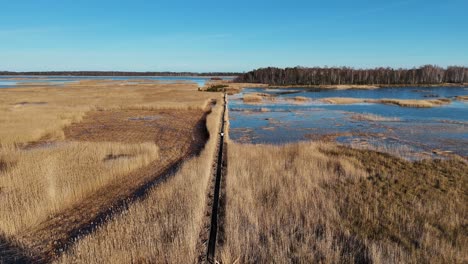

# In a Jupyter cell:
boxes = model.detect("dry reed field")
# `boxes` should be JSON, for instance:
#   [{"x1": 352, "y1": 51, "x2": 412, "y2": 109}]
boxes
[
  {"x1": 56, "y1": 101, "x2": 224, "y2": 263},
  {"x1": 220, "y1": 142, "x2": 467, "y2": 263},
  {"x1": 0, "y1": 80, "x2": 222, "y2": 262},
  {"x1": 0, "y1": 142, "x2": 159, "y2": 235},
  {"x1": 1, "y1": 79, "x2": 465, "y2": 263},
  {"x1": 0, "y1": 80, "x2": 214, "y2": 144}
]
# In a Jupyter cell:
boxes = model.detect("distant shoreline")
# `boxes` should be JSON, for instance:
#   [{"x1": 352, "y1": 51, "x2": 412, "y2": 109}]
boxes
[
  {"x1": 0, "y1": 75, "x2": 238, "y2": 81},
  {"x1": 0, "y1": 72, "x2": 240, "y2": 77},
  {"x1": 263, "y1": 83, "x2": 468, "y2": 89}
]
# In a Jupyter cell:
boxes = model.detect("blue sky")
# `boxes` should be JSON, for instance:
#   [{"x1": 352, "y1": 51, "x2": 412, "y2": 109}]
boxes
[{"x1": 0, "y1": 0, "x2": 467, "y2": 72}]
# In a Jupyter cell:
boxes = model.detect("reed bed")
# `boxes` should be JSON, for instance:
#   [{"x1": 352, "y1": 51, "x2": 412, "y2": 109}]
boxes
[
  {"x1": 377, "y1": 98, "x2": 451, "y2": 108},
  {"x1": 321, "y1": 97, "x2": 452, "y2": 108},
  {"x1": 0, "y1": 81, "x2": 222, "y2": 262},
  {"x1": 320, "y1": 97, "x2": 366, "y2": 104},
  {"x1": 0, "y1": 81, "x2": 214, "y2": 144},
  {"x1": 0, "y1": 142, "x2": 159, "y2": 236},
  {"x1": 285, "y1": 96, "x2": 310, "y2": 104},
  {"x1": 220, "y1": 142, "x2": 467, "y2": 263},
  {"x1": 293, "y1": 96, "x2": 310, "y2": 102},
  {"x1": 243, "y1": 94, "x2": 263, "y2": 103},
  {"x1": 56, "y1": 102, "x2": 224, "y2": 263},
  {"x1": 350, "y1": 113, "x2": 400, "y2": 122},
  {"x1": 242, "y1": 93, "x2": 279, "y2": 104}
]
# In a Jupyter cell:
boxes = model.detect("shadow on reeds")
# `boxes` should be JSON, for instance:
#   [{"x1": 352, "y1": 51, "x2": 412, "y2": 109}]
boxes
[
  {"x1": 0, "y1": 234, "x2": 39, "y2": 264},
  {"x1": 0, "y1": 161, "x2": 6, "y2": 173},
  {"x1": 0, "y1": 159, "x2": 16, "y2": 174}
]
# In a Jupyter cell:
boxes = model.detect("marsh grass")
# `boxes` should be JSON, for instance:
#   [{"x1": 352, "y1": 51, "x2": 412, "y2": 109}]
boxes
[
  {"x1": 55, "y1": 101, "x2": 224, "y2": 263},
  {"x1": 0, "y1": 142, "x2": 159, "y2": 236},
  {"x1": 320, "y1": 97, "x2": 366, "y2": 104},
  {"x1": 220, "y1": 142, "x2": 467, "y2": 263},
  {"x1": 377, "y1": 98, "x2": 451, "y2": 108},
  {"x1": 350, "y1": 113, "x2": 400, "y2": 122},
  {"x1": 320, "y1": 97, "x2": 452, "y2": 108},
  {"x1": 0, "y1": 81, "x2": 222, "y2": 261},
  {"x1": 242, "y1": 93, "x2": 278, "y2": 104},
  {"x1": 0, "y1": 81, "x2": 214, "y2": 144},
  {"x1": 293, "y1": 96, "x2": 310, "y2": 102},
  {"x1": 284, "y1": 96, "x2": 310, "y2": 104},
  {"x1": 243, "y1": 94, "x2": 263, "y2": 103}
]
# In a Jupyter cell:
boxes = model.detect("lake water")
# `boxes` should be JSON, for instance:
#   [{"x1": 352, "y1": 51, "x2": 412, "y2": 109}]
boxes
[
  {"x1": 229, "y1": 87, "x2": 468, "y2": 159},
  {"x1": 0, "y1": 76, "x2": 234, "y2": 88}
]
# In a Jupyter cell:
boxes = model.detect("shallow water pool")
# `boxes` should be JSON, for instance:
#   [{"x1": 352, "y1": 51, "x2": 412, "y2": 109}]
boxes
[{"x1": 229, "y1": 87, "x2": 468, "y2": 159}]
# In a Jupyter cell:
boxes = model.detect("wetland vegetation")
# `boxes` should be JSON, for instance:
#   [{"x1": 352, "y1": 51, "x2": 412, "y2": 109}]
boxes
[
  {"x1": 2, "y1": 0, "x2": 467, "y2": 262},
  {"x1": 0, "y1": 80, "x2": 222, "y2": 262},
  {"x1": 221, "y1": 77, "x2": 467, "y2": 263},
  {"x1": 0, "y1": 75, "x2": 466, "y2": 264},
  {"x1": 219, "y1": 142, "x2": 467, "y2": 263},
  {"x1": 229, "y1": 86, "x2": 468, "y2": 159}
]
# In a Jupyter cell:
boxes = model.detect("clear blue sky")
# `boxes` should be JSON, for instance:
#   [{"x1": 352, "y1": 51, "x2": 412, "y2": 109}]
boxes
[{"x1": 1, "y1": 0, "x2": 467, "y2": 72}]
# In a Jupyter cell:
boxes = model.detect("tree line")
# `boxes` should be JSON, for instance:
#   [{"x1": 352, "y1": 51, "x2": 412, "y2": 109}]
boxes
[
  {"x1": 234, "y1": 65, "x2": 468, "y2": 85},
  {"x1": 0, "y1": 71, "x2": 239, "y2": 77}
]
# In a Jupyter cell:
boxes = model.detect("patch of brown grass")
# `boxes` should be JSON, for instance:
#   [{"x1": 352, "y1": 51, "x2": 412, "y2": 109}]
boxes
[
  {"x1": 241, "y1": 93, "x2": 279, "y2": 104},
  {"x1": 320, "y1": 97, "x2": 366, "y2": 104},
  {"x1": 293, "y1": 96, "x2": 310, "y2": 101},
  {"x1": 320, "y1": 97, "x2": 452, "y2": 108},
  {"x1": 243, "y1": 94, "x2": 263, "y2": 103},
  {"x1": 377, "y1": 98, "x2": 451, "y2": 108},
  {"x1": 220, "y1": 142, "x2": 468, "y2": 263},
  {"x1": 285, "y1": 96, "x2": 310, "y2": 103},
  {"x1": 350, "y1": 113, "x2": 400, "y2": 122}
]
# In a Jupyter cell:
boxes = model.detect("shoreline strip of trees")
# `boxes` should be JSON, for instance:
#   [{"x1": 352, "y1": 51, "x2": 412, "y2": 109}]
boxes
[{"x1": 234, "y1": 65, "x2": 468, "y2": 85}]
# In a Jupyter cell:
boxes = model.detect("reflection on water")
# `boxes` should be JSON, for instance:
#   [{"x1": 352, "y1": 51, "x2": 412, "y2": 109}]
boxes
[
  {"x1": 229, "y1": 87, "x2": 468, "y2": 159},
  {"x1": 0, "y1": 76, "x2": 234, "y2": 88}
]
